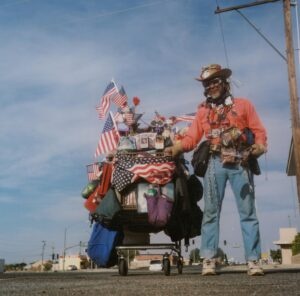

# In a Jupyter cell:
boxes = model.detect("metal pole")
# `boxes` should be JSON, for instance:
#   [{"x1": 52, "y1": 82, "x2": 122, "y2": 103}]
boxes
[
  {"x1": 63, "y1": 228, "x2": 67, "y2": 271},
  {"x1": 79, "y1": 241, "x2": 82, "y2": 256},
  {"x1": 283, "y1": 0, "x2": 300, "y2": 203},
  {"x1": 41, "y1": 240, "x2": 46, "y2": 271}
]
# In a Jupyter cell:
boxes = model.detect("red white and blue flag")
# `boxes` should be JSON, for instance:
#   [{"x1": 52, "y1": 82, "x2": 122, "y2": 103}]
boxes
[
  {"x1": 171, "y1": 113, "x2": 195, "y2": 124},
  {"x1": 112, "y1": 86, "x2": 128, "y2": 108},
  {"x1": 128, "y1": 161, "x2": 175, "y2": 184},
  {"x1": 94, "y1": 112, "x2": 120, "y2": 157},
  {"x1": 111, "y1": 154, "x2": 175, "y2": 191},
  {"x1": 86, "y1": 163, "x2": 101, "y2": 181},
  {"x1": 124, "y1": 112, "x2": 135, "y2": 126},
  {"x1": 96, "y1": 81, "x2": 118, "y2": 120}
]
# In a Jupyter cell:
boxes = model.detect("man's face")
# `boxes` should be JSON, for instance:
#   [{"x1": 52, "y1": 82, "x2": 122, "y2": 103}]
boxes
[{"x1": 203, "y1": 77, "x2": 225, "y2": 100}]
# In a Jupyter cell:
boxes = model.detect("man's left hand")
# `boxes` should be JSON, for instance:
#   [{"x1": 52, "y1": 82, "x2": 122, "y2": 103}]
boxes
[{"x1": 251, "y1": 144, "x2": 267, "y2": 157}]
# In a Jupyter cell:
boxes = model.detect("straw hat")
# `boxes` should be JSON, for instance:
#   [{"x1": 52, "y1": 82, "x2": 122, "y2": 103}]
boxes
[{"x1": 196, "y1": 64, "x2": 232, "y2": 82}]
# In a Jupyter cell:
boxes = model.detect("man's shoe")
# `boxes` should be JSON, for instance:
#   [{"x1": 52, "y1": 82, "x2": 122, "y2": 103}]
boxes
[
  {"x1": 202, "y1": 259, "x2": 217, "y2": 276},
  {"x1": 247, "y1": 260, "x2": 264, "y2": 276}
]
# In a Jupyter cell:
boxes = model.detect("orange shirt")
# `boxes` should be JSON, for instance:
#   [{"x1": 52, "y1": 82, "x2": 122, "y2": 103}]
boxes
[{"x1": 181, "y1": 97, "x2": 267, "y2": 152}]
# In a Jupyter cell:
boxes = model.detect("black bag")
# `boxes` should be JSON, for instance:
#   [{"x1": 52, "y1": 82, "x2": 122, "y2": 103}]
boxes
[
  {"x1": 248, "y1": 156, "x2": 261, "y2": 175},
  {"x1": 243, "y1": 128, "x2": 261, "y2": 175},
  {"x1": 191, "y1": 140, "x2": 210, "y2": 177}
]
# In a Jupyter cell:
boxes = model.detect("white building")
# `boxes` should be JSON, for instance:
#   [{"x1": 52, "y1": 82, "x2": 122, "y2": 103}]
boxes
[
  {"x1": 51, "y1": 255, "x2": 84, "y2": 271},
  {"x1": 273, "y1": 227, "x2": 298, "y2": 264}
]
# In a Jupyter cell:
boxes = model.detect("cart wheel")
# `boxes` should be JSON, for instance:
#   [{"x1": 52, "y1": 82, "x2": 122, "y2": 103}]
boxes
[
  {"x1": 118, "y1": 259, "x2": 128, "y2": 276},
  {"x1": 163, "y1": 258, "x2": 171, "y2": 276},
  {"x1": 177, "y1": 258, "x2": 183, "y2": 274}
]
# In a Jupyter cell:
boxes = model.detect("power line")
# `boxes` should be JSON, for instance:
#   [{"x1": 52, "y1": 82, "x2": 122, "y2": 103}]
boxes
[
  {"x1": 236, "y1": 9, "x2": 287, "y2": 62},
  {"x1": 215, "y1": 0, "x2": 230, "y2": 68},
  {"x1": 0, "y1": 0, "x2": 32, "y2": 9},
  {"x1": 48, "y1": 0, "x2": 174, "y2": 27}
]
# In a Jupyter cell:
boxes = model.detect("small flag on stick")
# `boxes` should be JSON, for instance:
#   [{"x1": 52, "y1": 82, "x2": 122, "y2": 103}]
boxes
[
  {"x1": 94, "y1": 112, "x2": 120, "y2": 157},
  {"x1": 96, "y1": 81, "x2": 118, "y2": 120},
  {"x1": 112, "y1": 86, "x2": 128, "y2": 108}
]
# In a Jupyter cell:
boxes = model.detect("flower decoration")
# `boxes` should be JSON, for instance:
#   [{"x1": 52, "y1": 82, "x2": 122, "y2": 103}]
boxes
[{"x1": 133, "y1": 96, "x2": 140, "y2": 106}]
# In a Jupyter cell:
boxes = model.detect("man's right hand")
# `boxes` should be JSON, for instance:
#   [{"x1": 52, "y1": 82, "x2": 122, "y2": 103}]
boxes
[{"x1": 164, "y1": 142, "x2": 183, "y2": 157}]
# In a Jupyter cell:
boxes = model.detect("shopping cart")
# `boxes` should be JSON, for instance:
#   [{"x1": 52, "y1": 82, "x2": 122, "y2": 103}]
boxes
[{"x1": 111, "y1": 151, "x2": 187, "y2": 276}]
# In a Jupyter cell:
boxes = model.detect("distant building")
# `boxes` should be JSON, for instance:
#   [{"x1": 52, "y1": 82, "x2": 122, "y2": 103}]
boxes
[
  {"x1": 52, "y1": 255, "x2": 87, "y2": 271},
  {"x1": 273, "y1": 227, "x2": 297, "y2": 264}
]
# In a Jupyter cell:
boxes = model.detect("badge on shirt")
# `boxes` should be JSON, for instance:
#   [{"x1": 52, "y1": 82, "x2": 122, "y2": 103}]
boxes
[{"x1": 210, "y1": 128, "x2": 221, "y2": 138}]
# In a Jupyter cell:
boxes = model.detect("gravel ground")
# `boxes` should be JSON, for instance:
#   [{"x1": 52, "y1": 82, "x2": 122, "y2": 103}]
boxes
[{"x1": 0, "y1": 266, "x2": 299, "y2": 296}]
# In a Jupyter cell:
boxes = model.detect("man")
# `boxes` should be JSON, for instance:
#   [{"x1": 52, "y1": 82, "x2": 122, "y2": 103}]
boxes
[{"x1": 166, "y1": 64, "x2": 267, "y2": 276}]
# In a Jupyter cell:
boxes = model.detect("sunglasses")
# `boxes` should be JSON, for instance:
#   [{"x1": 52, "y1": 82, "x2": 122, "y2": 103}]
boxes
[{"x1": 203, "y1": 78, "x2": 223, "y2": 90}]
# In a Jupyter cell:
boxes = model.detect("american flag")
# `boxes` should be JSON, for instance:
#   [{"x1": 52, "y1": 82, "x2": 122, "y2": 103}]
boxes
[
  {"x1": 154, "y1": 111, "x2": 165, "y2": 122},
  {"x1": 94, "y1": 112, "x2": 120, "y2": 157},
  {"x1": 112, "y1": 86, "x2": 127, "y2": 108},
  {"x1": 86, "y1": 163, "x2": 101, "y2": 181},
  {"x1": 128, "y1": 161, "x2": 175, "y2": 184},
  {"x1": 96, "y1": 81, "x2": 118, "y2": 120},
  {"x1": 172, "y1": 113, "x2": 195, "y2": 123},
  {"x1": 111, "y1": 154, "x2": 175, "y2": 191},
  {"x1": 113, "y1": 111, "x2": 124, "y2": 123},
  {"x1": 124, "y1": 112, "x2": 135, "y2": 126}
]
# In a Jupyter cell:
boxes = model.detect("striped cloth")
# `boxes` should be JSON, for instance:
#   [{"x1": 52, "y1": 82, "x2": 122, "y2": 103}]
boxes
[{"x1": 112, "y1": 153, "x2": 175, "y2": 192}]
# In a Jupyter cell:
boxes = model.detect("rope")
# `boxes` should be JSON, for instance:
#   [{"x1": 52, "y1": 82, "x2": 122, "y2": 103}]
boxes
[
  {"x1": 215, "y1": 0, "x2": 230, "y2": 68},
  {"x1": 215, "y1": 0, "x2": 243, "y2": 94},
  {"x1": 264, "y1": 152, "x2": 268, "y2": 181}
]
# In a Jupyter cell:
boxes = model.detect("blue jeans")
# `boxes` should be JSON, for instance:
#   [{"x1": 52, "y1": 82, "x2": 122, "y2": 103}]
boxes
[{"x1": 200, "y1": 155, "x2": 261, "y2": 261}]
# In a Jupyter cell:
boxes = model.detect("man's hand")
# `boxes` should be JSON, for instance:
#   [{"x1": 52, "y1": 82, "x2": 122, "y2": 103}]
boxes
[
  {"x1": 164, "y1": 142, "x2": 183, "y2": 157},
  {"x1": 251, "y1": 143, "x2": 267, "y2": 158}
]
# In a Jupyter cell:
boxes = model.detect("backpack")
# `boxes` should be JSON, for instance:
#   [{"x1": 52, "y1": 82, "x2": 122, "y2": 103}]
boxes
[
  {"x1": 93, "y1": 189, "x2": 122, "y2": 227},
  {"x1": 87, "y1": 222, "x2": 123, "y2": 268}
]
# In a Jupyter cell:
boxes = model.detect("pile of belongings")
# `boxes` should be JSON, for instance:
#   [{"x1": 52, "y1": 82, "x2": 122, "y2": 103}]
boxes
[{"x1": 81, "y1": 85, "x2": 203, "y2": 267}]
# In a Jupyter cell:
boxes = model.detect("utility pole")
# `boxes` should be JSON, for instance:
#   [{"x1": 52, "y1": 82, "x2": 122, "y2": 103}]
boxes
[
  {"x1": 51, "y1": 245, "x2": 55, "y2": 262},
  {"x1": 41, "y1": 240, "x2": 46, "y2": 271},
  {"x1": 215, "y1": 0, "x2": 300, "y2": 205},
  {"x1": 79, "y1": 241, "x2": 82, "y2": 256},
  {"x1": 63, "y1": 228, "x2": 67, "y2": 271},
  {"x1": 283, "y1": 0, "x2": 300, "y2": 203}
]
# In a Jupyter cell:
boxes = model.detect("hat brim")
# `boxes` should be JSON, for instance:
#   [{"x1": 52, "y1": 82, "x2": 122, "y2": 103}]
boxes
[{"x1": 195, "y1": 68, "x2": 232, "y2": 82}]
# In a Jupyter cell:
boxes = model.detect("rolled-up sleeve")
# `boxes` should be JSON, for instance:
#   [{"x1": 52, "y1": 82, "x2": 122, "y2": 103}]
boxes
[
  {"x1": 245, "y1": 100, "x2": 267, "y2": 146},
  {"x1": 181, "y1": 108, "x2": 204, "y2": 152}
]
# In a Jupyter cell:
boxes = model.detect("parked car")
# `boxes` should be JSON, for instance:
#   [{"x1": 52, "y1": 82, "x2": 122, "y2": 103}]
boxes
[
  {"x1": 67, "y1": 265, "x2": 78, "y2": 271},
  {"x1": 149, "y1": 260, "x2": 162, "y2": 271}
]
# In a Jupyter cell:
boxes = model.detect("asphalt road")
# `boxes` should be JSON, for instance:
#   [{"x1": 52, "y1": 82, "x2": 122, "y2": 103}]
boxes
[{"x1": 0, "y1": 266, "x2": 299, "y2": 296}]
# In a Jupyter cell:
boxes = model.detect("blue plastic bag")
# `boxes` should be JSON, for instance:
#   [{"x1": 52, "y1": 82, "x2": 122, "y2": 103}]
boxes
[{"x1": 87, "y1": 222, "x2": 123, "y2": 267}]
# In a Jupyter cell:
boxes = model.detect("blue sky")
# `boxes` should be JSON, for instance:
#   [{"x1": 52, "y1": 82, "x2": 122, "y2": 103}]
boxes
[{"x1": 1, "y1": 0, "x2": 300, "y2": 264}]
